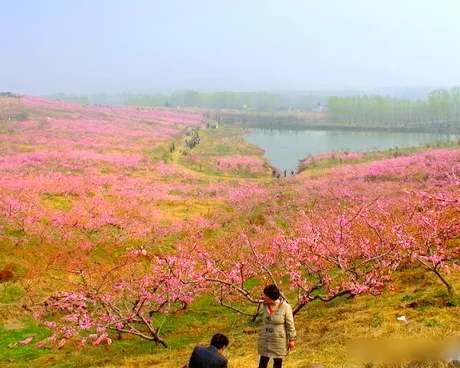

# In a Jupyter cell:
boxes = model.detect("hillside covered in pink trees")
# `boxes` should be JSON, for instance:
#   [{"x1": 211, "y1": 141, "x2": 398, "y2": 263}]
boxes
[{"x1": 0, "y1": 96, "x2": 459, "y2": 367}]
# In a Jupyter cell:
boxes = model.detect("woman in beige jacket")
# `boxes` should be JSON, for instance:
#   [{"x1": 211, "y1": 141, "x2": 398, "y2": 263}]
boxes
[{"x1": 258, "y1": 284, "x2": 296, "y2": 368}]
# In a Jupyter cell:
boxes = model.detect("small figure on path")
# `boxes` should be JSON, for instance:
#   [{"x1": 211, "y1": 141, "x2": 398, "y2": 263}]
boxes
[
  {"x1": 276, "y1": 173, "x2": 281, "y2": 179},
  {"x1": 258, "y1": 284, "x2": 296, "y2": 368},
  {"x1": 284, "y1": 170, "x2": 287, "y2": 177},
  {"x1": 187, "y1": 333, "x2": 229, "y2": 368},
  {"x1": 291, "y1": 170, "x2": 295, "y2": 176}
]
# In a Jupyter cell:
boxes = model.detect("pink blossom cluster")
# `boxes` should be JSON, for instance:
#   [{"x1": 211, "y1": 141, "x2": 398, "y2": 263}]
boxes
[
  {"x1": 21, "y1": 96, "x2": 82, "y2": 111},
  {"x1": 0, "y1": 97, "x2": 237, "y2": 246},
  {"x1": 0, "y1": 150, "x2": 144, "y2": 171},
  {"x1": 210, "y1": 155, "x2": 266, "y2": 173},
  {"x1": 0, "y1": 170, "x2": 228, "y2": 242},
  {"x1": 32, "y1": 250, "x2": 205, "y2": 349},
  {"x1": 21, "y1": 96, "x2": 200, "y2": 126},
  {"x1": 300, "y1": 151, "x2": 363, "y2": 167}
]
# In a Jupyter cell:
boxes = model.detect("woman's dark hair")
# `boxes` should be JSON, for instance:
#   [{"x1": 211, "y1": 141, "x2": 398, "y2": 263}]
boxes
[
  {"x1": 263, "y1": 284, "x2": 280, "y2": 301},
  {"x1": 210, "y1": 333, "x2": 229, "y2": 349}
]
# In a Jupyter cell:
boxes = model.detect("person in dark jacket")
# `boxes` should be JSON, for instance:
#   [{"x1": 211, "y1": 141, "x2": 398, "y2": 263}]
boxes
[{"x1": 188, "y1": 333, "x2": 229, "y2": 368}]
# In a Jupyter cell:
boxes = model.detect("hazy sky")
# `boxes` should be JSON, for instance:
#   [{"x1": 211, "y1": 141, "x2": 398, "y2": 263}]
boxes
[{"x1": 1, "y1": 0, "x2": 460, "y2": 95}]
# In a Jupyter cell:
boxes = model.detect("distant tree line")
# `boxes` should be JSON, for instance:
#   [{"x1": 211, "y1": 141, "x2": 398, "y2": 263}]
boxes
[
  {"x1": 124, "y1": 90, "x2": 332, "y2": 110},
  {"x1": 49, "y1": 93, "x2": 90, "y2": 105},
  {"x1": 42, "y1": 87, "x2": 460, "y2": 133},
  {"x1": 327, "y1": 87, "x2": 460, "y2": 130},
  {"x1": 0, "y1": 92, "x2": 21, "y2": 98}
]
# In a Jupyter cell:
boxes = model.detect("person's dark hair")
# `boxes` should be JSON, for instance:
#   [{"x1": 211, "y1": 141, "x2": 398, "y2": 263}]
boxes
[
  {"x1": 210, "y1": 333, "x2": 229, "y2": 349},
  {"x1": 263, "y1": 284, "x2": 280, "y2": 301}
]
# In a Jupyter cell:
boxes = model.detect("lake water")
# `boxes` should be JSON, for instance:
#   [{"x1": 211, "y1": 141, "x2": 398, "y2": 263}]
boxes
[{"x1": 245, "y1": 129, "x2": 458, "y2": 172}]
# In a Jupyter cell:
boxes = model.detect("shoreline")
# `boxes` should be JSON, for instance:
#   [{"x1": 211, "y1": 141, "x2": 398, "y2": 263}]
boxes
[{"x1": 234, "y1": 121, "x2": 460, "y2": 135}]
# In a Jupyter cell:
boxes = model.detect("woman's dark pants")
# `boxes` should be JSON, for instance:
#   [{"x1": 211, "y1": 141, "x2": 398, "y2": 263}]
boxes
[{"x1": 258, "y1": 355, "x2": 282, "y2": 368}]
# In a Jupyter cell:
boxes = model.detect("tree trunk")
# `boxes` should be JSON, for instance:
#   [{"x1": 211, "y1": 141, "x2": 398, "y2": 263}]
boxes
[{"x1": 432, "y1": 267, "x2": 454, "y2": 295}]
